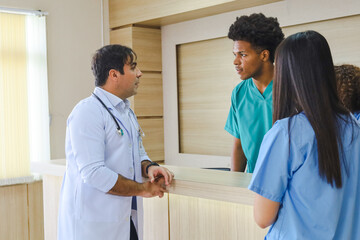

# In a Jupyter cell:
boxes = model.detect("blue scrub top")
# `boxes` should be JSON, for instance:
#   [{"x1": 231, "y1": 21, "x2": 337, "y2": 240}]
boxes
[
  {"x1": 225, "y1": 79, "x2": 273, "y2": 172},
  {"x1": 249, "y1": 112, "x2": 360, "y2": 239},
  {"x1": 354, "y1": 111, "x2": 360, "y2": 120}
]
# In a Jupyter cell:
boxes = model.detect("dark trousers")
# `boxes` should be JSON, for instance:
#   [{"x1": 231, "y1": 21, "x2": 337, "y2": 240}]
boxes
[{"x1": 130, "y1": 218, "x2": 138, "y2": 240}]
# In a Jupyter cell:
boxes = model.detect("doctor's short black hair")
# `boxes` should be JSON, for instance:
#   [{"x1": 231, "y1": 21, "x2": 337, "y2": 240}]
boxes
[
  {"x1": 228, "y1": 13, "x2": 284, "y2": 63},
  {"x1": 91, "y1": 44, "x2": 137, "y2": 86}
]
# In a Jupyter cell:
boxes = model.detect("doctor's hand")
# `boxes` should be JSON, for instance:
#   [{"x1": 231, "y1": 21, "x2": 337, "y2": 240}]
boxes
[
  {"x1": 148, "y1": 166, "x2": 174, "y2": 186},
  {"x1": 141, "y1": 177, "x2": 167, "y2": 198}
]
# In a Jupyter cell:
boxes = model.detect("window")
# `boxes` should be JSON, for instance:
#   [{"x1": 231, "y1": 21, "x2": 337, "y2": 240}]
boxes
[{"x1": 0, "y1": 10, "x2": 49, "y2": 181}]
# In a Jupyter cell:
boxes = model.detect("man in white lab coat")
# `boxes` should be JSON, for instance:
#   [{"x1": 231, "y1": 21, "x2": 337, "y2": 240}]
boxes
[{"x1": 58, "y1": 44, "x2": 173, "y2": 240}]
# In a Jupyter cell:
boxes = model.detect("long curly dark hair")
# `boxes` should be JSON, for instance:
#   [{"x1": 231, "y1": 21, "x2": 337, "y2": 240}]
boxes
[
  {"x1": 334, "y1": 64, "x2": 360, "y2": 113},
  {"x1": 228, "y1": 13, "x2": 284, "y2": 63}
]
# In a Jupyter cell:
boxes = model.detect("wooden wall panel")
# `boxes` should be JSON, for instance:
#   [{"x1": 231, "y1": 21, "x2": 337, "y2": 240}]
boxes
[
  {"x1": 110, "y1": 27, "x2": 133, "y2": 48},
  {"x1": 169, "y1": 194, "x2": 267, "y2": 240},
  {"x1": 177, "y1": 15, "x2": 360, "y2": 157},
  {"x1": 28, "y1": 181, "x2": 44, "y2": 240},
  {"x1": 177, "y1": 37, "x2": 238, "y2": 156},
  {"x1": 138, "y1": 118, "x2": 164, "y2": 161},
  {"x1": 110, "y1": 26, "x2": 162, "y2": 72},
  {"x1": 143, "y1": 193, "x2": 169, "y2": 240},
  {"x1": 0, "y1": 184, "x2": 29, "y2": 240},
  {"x1": 282, "y1": 15, "x2": 360, "y2": 66},
  {"x1": 111, "y1": 26, "x2": 164, "y2": 163},
  {"x1": 109, "y1": 0, "x2": 281, "y2": 28},
  {"x1": 134, "y1": 72, "x2": 163, "y2": 117},
  {"x1": 43, "y1": 175, "x2": 63, "y2": 240},
  {"x1": 132, "y1": 27, "x2": 162, "y2": 72}
]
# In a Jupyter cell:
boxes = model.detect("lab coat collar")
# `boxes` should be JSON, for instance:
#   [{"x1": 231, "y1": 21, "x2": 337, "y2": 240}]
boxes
[{"x1": 94, "y1": 87, "x2": 130, "y2": 112}]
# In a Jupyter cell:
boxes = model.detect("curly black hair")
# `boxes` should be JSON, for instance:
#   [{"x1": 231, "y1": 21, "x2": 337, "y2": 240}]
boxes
[
  {"x1": 228, "y1": 13, "x2": 284, "y2": 63},
  {"x1": 334, "y1": 64, "x2": 360, "y2": 113}
]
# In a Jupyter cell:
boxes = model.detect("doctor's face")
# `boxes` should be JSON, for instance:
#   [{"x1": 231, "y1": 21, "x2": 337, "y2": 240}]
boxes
[
  {"x1": 117, "y1": 61, "x2": 142, "y2": 99},
  {"x1": 233, "y1": 40, "x2": 265, "y2": 81}
]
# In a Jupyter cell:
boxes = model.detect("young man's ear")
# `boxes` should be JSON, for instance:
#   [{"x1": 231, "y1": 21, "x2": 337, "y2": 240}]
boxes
[{"x1": 261, "y1": 50, "x2": 270, "y2": 62}]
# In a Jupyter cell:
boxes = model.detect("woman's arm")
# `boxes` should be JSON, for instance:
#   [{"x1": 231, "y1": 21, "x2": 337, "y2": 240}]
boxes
[{"x1": 253, "y1": 193, "x2": 280, "y2": 228}]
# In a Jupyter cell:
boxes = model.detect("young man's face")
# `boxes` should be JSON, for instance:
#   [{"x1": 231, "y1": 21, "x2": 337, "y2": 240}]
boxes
[
  {"x1": 117, "y1": 61, "x2": 142, "y2": 99},
  {"x1": 232, "y1": 40, "x2": 265, "y2": 80}
]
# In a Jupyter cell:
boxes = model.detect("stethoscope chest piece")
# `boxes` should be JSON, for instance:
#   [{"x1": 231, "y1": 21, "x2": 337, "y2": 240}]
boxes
[{"x1": 117, "y1": 128, "x2": 124, "y2": 136}]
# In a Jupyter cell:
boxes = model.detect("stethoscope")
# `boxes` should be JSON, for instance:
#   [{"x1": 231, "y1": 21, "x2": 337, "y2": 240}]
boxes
[{"x1": 92, "y1": 92, "x2": 145, "y2": 137}]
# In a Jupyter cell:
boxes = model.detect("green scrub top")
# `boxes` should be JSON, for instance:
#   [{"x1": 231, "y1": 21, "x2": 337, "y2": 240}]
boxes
[{"x1": 225, "y1": 78, "x2": 273, "y2": 173}]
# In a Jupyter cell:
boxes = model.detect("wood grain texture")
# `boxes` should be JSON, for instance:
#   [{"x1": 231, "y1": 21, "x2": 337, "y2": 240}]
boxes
[
  {"x1": 42, "y1": 175, "x2": 63, "y2": 240},
  {"x1": 110, "y1": 26, "x2": 162, "y2": 72},
  {"x1": 28, "y1": 181, "x2": 44, "y2": 240},
  {"x1": 132, "y1": 27, "x2": 162, "y2": 72},
  {"x1": 143, "y1": 193, "x2": 169, "y2": 240},
  {"x1": 109, "y1": 0, "x2": 281, "y2": 28},
  {"x1": 134, "y1": 72, "x2": 163, "y2": 117},
  {"x1": 169, "y1": 194, "x2": 268, "y2": 240},
  {"x1": 282, "y1": 15, "x2": 360, "y2": 66},
  {"x1": 177, "y1": 37, "x2": 238, "y2": 156},
  {"x1": 166, "y1": 165, "x2": 255, "y2": 205},
  {"x1": 138, "y1": 118, "x2": 164, "y2": 161},
  {"x1": 110, "y1": 26, "x2": 133, "y2": 48},
  {"x1": 0, "y1": 184, "x2": 29, "y2": 240}
]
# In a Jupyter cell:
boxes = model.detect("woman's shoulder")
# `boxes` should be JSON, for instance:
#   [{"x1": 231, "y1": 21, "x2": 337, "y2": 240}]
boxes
[
  {"x1": 273, "y1": 112, "x2": 311, "y2": 132},
  {"x1": 354, "y1": 111, "x2": 360, "y2": 121}
]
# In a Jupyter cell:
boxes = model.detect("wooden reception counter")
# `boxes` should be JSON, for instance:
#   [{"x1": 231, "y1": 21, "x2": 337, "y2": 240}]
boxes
[{"x1": 31, "y1": 160, "x2": 267, "y2": 240}]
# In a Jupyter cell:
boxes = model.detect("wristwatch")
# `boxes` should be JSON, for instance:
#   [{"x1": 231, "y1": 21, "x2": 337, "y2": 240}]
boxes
[{"x1": 145, "y1": 162, "x2": 160, "y2": 174}]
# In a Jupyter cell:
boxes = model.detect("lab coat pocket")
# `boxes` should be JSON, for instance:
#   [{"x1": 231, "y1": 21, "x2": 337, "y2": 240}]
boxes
[
  {"x1": 75, "y1": 219, "x2": 129, "y2": 240},
  {"x1": 78, "y1": 183, "x2": 131, "y2": 222}
]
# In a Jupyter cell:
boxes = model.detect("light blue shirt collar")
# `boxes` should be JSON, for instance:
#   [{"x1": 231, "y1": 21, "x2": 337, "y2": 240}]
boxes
[{"x1": 95, "y1": 87, "x2": 130, "y2": 112}]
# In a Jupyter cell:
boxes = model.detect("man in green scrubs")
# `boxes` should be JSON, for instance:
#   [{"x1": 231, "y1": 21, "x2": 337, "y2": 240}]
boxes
[{"x1": 225, "y1": 13, "x2": 284, "y2": 173}]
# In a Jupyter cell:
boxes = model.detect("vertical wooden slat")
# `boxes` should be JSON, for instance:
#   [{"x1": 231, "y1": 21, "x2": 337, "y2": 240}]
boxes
[
  {"x1": 42, "y1": 175, "x2": 63, "y2": 240},
  {"x1": 0, "y1": 184, "x2": 29, "y2": 240},
  {"x1": 169, "y1": 194, "x2": 268, "y2": 240},
  {"x1": 138, "y1": 118, "x2": 164, "y2": 161},
  {"x1": 143, "y1": 193, "x2": 169, "y2": 240},
  {"x1": 135, "y1": 72, "x2": 163, "y2": 117},
  {"x1": 28, "y1": 181, "x2": 44, "y2": 240}
]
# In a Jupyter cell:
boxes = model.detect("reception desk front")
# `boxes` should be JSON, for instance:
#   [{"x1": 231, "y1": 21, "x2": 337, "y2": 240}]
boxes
[{"x1": 31, "y1": 160, "x2": 267, "y2": 240}]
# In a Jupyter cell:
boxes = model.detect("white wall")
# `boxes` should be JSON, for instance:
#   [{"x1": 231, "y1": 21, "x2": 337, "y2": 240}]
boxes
[{"x1": 0, "y1": 0, "x2": 109, "y2": 159}]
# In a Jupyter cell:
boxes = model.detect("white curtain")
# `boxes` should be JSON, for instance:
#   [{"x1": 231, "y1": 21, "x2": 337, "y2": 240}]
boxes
[
  {"x1": 0, "y1": 12, "x2": 49, "y2": 180},
  {"x1": 26, "y1": 15, "x2": 50, "y2": 165}
]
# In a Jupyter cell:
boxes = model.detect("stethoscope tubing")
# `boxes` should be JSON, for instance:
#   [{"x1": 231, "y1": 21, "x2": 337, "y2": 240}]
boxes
[
  {"x1": 92, "y1": 92, "x2": 124, "y2": 136},
  {"x1": 92, "y1": 92, "x2": 144, "y2": 137}
]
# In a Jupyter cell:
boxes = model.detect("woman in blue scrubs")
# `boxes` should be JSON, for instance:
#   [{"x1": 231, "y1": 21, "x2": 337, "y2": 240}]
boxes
[{"x1": 248, "y1": 31, "x2": 360, "y2": 239}]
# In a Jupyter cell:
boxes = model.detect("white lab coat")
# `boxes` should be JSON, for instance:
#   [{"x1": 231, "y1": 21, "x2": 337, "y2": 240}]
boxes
[{"x1": 58, "y1": 87, "x2": 148, "y2": 240}]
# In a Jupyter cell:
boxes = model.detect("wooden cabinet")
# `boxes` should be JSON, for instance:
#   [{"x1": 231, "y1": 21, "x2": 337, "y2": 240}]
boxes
[{"x1": 0, "y1": 181, "x2": 44, "y2": 240}]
